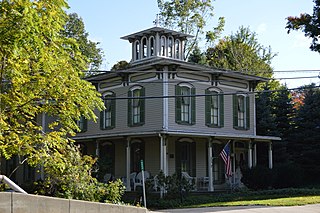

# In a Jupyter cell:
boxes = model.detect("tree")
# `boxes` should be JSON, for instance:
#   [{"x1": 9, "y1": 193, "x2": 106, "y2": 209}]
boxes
[
  {"x1": 111, "y1": 60, "x2": 130, "y2": 71},
  {"x1": 205, "y1": 26, "x2": 276, "y2": 78},
  {"x1": 61, "y1": 13, "x2": 103, "y2": 73},
  {"x1": 157, "y1": 0, "x2": 224, "y2": 59},
  {"x1": 0, "y1": 0, "x2": 105, "y2": 199},
  {"x1": 286, "y1": 0, "x2": 320, "y2": 53},
  {"x1": 288, "y1": 84, "x2": 320, "y2": 184}
]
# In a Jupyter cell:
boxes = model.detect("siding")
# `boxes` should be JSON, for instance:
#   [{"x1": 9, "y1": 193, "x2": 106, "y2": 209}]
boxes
[
  {"x1": 77, "y1": 78, "x2": 164, "y2": 137},
  {"x1": 167, "y1": 73, "x2": 255, "y2": 136}
]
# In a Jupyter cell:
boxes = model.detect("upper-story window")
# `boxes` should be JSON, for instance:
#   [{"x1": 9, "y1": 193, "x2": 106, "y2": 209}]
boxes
[
  {"x1": 149, "y1": 37, "x2": 155, "y2": 56},
  {"x1": 233, "y1": 94, "x2": 250, "y2": 130},
  {"x1": 161, "y1": 36, "x2": 166, "y2": 56},
  {"x1": 128, "y1": 86, "x2": 145, "y2": 126},
  {"x1": 100, "y1": 92, "x2": 116, "y2": 129},
  {"x1": 142, "y1": 37, "x2": 147, "y2": 58},
  {"x1": 77, "y1": 115, "x2": 87, "y2": 132},
  {"x1": 175, "y1": 83, "x2": 196, "y2": 125},
  {"x1": 205, "y1": 88, "x2": 224, "y2": 127},
  {"x1": 135, "y1": 41, "x2": 140, "y2": 60},
  {"x1": 168, "y1": 37, "x2": 173, "y2": 57},
  {"x1": 175, "y1": 39, "x2": 180, "y2": 59}
]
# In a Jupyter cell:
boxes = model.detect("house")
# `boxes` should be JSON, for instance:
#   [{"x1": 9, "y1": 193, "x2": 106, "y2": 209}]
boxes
[{"x1": 73, "y1": 26, "x2": 280, "y2": 192}]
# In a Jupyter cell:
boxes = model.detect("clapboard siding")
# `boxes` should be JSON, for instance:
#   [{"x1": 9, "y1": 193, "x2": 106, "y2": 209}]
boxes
[
  {"x1": 77, "y1": 78, "x2": 164, "y2": 137},
  {"x1": 167, "y1": 74, "x2": 255, "y2": 136}
]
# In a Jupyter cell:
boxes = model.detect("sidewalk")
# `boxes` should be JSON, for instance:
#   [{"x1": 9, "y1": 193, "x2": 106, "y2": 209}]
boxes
[{"x1": 150, "y1": 204, "x2": 320, "y2": 213}]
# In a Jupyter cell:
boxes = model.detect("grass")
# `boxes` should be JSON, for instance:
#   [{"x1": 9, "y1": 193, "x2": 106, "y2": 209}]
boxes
[{"x1": 147, "y1": 188, "x2": 320, "y2": 209}]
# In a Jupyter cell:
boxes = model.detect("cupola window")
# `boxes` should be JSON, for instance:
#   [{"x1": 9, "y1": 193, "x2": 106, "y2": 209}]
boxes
[
  {"x1": 175, "y1": 40, "x2": 180, "y2": 59},
  {"x1": 168, "y1": 37, "x2": 173, "y2": 57},
  {"x1": 161, "y1": 36, "x2": 166, "y2": 56},
  {"x1": 142, "y1": 37, "x2": 147, "y2": 58},
  {"x1": 135, "y1": 41, "x2": 140, "y2": 60},
  {"x1": 150, "y1": 37, "x2": 155, "y2": 56}
]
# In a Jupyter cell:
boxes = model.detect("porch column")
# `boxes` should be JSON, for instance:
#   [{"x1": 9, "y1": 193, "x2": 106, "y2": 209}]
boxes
[
  {"x1": 248, "y1": 141, "x2": 253, "y2": 169},
  {"x1": 208, "y1": 138, "x2": 214, "y2": 192},
  {"x1": 253, "y1": 143, "x2": 257, "y2": 167},
  {"x1": 126, "y1": 138, "x2": 131, "y2": 191},
  {"x1": 268, "y1": 142, "x2": 273, "y2": 169},
  {"x1": 159, "y1": 134, "x2": 168, "y2": 175}
]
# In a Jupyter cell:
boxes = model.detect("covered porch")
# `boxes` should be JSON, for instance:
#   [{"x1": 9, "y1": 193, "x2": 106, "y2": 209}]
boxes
[{"x1": 75, "y1": 132, "x2": 280, "y2": 192}]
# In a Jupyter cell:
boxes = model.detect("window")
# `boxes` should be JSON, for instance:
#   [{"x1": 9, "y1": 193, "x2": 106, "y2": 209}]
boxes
[
  {"x1": 135, "y1": 41, "x2": 140, "y2": 60},
  {"x1": 205, "y1": 89, "x2": 224, "y2": 127},
  {"x1": 161, "y1": 36, "x2": 166, "y2": 56},
  {"x1": 175, "y1": 140, "x2": 196, "y2": 176},
  {"x1": 142, "y1": 37, "x2": 147, "y2": 58},
  {"x1": 150, "y1": 37, "x2": 155, "y2": 56},
  {"x1": 128, "y1": 86, "x2": 145, "y2": 126},
  {"x1": 100, "y1": 92, "x2": 116, "y2": 129},
  {"x1": 168, "y1": 37, "x2": 173, "y2": 57},
  {"x1": 175, "y1": 40, "x2": 180, "y2": 59},
  {"x1": 175, "y1": 84, "x2": 195, "y2": 125},
  {"x1": 98, "y1": 141, "x2": 115, "y2": 181},
  {"x1": 77, "y1": 115, "x2": 87, "y2": 132},
  {"x1": 233, "y1": 94, "x2": 250, "y2": 129}
]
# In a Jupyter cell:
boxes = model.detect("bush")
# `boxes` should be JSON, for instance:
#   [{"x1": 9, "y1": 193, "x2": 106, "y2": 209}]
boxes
[{"x1": 241, "y1": 166, "x2": 274, "y2": 190}]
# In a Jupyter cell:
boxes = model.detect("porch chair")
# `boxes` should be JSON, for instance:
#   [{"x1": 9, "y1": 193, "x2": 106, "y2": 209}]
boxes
[
  {"x1": 181, "y1": 171, "x2": 196, "y2": 186},
  {"x1": 133, "y1": 171, "x2": 150, "y2": 191}
]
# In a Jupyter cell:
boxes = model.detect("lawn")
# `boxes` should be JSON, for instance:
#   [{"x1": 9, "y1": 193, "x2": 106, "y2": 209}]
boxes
[{"x1": 147, "y1": 188, "x2": 320, "y2": 209}]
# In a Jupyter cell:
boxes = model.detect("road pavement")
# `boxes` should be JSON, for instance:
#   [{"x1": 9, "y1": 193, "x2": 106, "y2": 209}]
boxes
[{"x1": 150, "y1": 204, "x2": 320, "y2": 213}]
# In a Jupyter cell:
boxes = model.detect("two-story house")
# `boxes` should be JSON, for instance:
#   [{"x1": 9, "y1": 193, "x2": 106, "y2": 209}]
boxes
[{"x1": 74, "y1": 26, "x2": 280, "y2": 192}]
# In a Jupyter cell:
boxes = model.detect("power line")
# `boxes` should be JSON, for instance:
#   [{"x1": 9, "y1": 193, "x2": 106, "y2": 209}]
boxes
[{"x1": 103, "y1": 85, "x2": 320, "y2": 100}]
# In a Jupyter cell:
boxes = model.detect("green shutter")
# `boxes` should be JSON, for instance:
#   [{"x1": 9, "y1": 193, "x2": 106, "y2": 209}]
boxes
[
  {"x1": 233, "y1": 95, "x2": 238, "y2": 128},
  {"x1": 175, "y1": 85, "x2": 181, "y2": 123},
  {"x1": 100, "y1": 99, "x2": 105, "y2": 129},
  {"x1": 111, "y1": 94, "x2": 116, "y2": 128},
  {"x1": 82, "y1": 118, "x2": 87, "y2": 132},
  {"x1": 246, "y1": 96, "x2": 250, "y2": 129},
  {"x1": 191, "y1": 87, "x2": 196, "y2": 125},
  {"x1": 140, "y1": 87, "x2": 145, "y2": 124},
  {"x1": 128, "y1": 90, "x2": 132, "y2": 126},
  {"x1": 219, "y1": 93, "x2": 224, "y2": 127},
  {"x1": 205, "y1": 89, "x2": 211, "y2": 126}
]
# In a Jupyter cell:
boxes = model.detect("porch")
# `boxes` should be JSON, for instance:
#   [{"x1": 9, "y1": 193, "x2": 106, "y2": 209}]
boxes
[{"x1": 76, "y1": 132, "x2": 279, "y2": 192}]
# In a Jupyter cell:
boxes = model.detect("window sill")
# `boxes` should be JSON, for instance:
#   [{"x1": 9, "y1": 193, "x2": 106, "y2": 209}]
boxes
[
  {"x1": 233, "y1": 127, "x2": 249, "y2": 131},
  {"x1": 206, "y1": 124, "x2": 223, "y2": 128},
  {"x1": 176, "y1": 121, "x2": 195, "y2": 126}
]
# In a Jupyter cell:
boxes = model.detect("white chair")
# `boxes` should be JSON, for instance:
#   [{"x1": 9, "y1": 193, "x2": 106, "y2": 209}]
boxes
[
  {"x1": 133, "y1": 171, "x2": 150, "y2": 191},
  {"x1": 130, "y1": 172, "x2": 137, "y2": 189},
  {"x1": 181, "y1": 172, "x2": 196, "y2": 185}
]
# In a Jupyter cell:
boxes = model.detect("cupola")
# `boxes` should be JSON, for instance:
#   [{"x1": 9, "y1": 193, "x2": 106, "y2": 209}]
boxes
[{"x1": 121, "y1": 24, "x2": 193, "y2": 64}]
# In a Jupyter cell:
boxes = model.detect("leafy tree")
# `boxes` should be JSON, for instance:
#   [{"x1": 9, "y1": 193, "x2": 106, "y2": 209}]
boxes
[
  {"x1": 61, "y1": 13, "x2": 103, "y2": 73},
  {"x1": 0, "y1": 0, "x2": 105, "y2": 200},
  {"x1": 205, "y1": 26, "x2": 276, "y2": 78},
  {"x1": 157, "y1": 0, "x2": 224, "y2": 59},
  {"x1": 286, "y1": 0, "x2": 320, "y2": 52},
  {"x1": 111, "y1": 60, "x2": 130, "y2": 71}
]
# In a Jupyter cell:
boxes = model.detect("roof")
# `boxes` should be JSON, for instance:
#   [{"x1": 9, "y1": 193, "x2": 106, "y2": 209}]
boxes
[
  {"x1": 85, "y1": 57, "x2": 269, "y2": 83},
  {"x1": 120, "y1": 26, "x2": 194, "y2": 40},
  {"x1": 73, "y1": 129, "x2": 281, "y2": 142}
]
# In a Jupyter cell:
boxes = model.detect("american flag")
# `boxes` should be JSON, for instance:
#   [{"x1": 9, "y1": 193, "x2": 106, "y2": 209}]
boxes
[{"x1": 219, "y1": 141, "x2": 232, "y2": 177}]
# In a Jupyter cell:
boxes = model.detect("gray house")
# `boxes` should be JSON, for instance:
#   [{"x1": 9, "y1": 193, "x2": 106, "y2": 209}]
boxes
[{"x1": 74, "y1": 26, "x2": 280, "y2": 192}]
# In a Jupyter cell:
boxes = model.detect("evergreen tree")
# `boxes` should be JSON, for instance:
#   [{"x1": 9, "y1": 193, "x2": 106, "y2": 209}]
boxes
[{"x1": 288, "y1": 84, "x2": 320, "y2": 184}]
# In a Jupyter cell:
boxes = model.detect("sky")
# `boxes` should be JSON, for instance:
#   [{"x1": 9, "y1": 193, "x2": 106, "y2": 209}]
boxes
[{"x1": 67, "y1": 0, "x2": 320, "y2": 89}]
